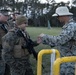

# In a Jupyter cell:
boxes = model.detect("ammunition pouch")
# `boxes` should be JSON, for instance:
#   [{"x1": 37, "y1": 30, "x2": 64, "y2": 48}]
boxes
[
  {"x1": 14, "y1": 45, "x2": 29, "y2": 58},
  {"x1": 21, "y1": 44, "x2": 32, "y2": 54}
]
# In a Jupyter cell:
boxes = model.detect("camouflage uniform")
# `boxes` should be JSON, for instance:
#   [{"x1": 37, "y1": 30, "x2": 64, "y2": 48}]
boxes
[
  {"x1": 0, "y1": 21, "x2": 10, "y2": 75},
  {"x1": 2, "y1": 28, "x2": 34, "y2": 75},
  {"x1": 39, "y1": 19, "x2": 76, "y2": 75},
  {"x1": 7, "y1": 19, "x2": 15, "y2": 29}
]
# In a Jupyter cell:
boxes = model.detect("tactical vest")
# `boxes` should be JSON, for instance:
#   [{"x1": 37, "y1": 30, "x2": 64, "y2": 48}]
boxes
[{"x1": 10, "y1": 29, "x2": 29, "y2": 58}]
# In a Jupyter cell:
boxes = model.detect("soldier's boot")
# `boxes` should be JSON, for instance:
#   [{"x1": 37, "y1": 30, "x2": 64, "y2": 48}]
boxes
[{"x1": 4, "y1": 64, "x2": 10, "y2": 75}]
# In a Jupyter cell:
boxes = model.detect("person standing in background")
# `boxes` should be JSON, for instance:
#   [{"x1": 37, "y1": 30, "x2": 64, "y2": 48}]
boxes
[
  {"x1": 0, "y1": 13, "x2": 10, "y2": 75},
  {"x1": 8, "y1": 12, "x2": 21, "y2": 29}
]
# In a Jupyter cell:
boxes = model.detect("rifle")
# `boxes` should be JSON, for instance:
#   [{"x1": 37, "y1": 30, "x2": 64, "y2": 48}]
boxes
[
  {"x1": 16, "y1": 29, "x2": 38, "y2": 60},
  {"x1": 16, "y1": 29, "x2": 44, "y2": 69},
  {"x1": 0, "y1": 23, "x2": 8, "y2": 33}
]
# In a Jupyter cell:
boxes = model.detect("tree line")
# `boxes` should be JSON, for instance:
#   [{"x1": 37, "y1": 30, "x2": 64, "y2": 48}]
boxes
[{"x1": 0, "y1": 0, "x2": 76, "y2": 27}]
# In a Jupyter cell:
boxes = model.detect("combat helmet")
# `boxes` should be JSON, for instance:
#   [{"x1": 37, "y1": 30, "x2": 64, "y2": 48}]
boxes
[{"x1": 15, "y1": 15, "x2": 28, "y2": 25}]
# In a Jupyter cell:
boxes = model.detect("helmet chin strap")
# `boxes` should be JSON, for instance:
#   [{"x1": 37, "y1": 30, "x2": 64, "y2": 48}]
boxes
[{"x1": 56, "y1": 13, "x2": 59, "y2": 17}]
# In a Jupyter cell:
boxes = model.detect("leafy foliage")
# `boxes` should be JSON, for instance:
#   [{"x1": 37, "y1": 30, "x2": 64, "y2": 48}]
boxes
[{"x1": 0, "y1": 0, "x2": 76, "y2": 27}]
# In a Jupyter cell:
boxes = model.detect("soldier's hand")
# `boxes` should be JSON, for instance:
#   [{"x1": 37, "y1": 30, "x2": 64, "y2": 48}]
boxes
[
  {"x1": 37, "y1": 33, "x2": 45, "y2": 44},
  {"x1": 39, "y1": 33, "x2": 45, "y2": 37}
]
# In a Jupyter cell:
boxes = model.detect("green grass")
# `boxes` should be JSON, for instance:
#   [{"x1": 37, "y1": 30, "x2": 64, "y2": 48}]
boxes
[
  {"x1": 27, "y1": 27, "x2": 61, "y2": 39},
  {"x1": 26, "y1": 27, "x2": 62, "y2": 75},
  {"x1": 26, "y1": 27, "x2": 62, "y2": 52}
]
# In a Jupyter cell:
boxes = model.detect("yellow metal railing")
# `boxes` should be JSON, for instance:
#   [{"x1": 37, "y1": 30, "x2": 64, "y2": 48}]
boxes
[
  {"x1": 53, "y1": 56, "x2": 76, "y2": 75},
  {"x1": 37, "y1": 49, "x2": 60, "y2": 75}
]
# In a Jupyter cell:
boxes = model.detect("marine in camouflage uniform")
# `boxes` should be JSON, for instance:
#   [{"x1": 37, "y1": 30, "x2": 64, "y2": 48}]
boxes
[
  {"x1": 37, "y1": 6, "x2": 76, "y2": 75},
  {"x1": 2, "y1": 15, "x2": 34, "y2": 75},
  {"x1": 0, "y1": 13, "x2": 10, "y2": 75}
]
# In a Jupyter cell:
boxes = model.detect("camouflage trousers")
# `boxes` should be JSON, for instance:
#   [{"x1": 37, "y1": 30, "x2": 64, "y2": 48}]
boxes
[
  {"x1": 9, "y1": 58, "x2": 34, "y2": 75},
  {"x1": 60, "y1": 62, "x2": 75, "y2": 75},
  {"x1": 0, "y1": 47, "x2": 5, "y2": 75},
  {"x1": 0, "y1": 60, "x2": 10, "y2": 75},
  {"x1": 0, "y1": 60, "x2": 5, "y2": 75},
  {"x1": 0, "y1": 50, "x2": 10, "y2": 75}
]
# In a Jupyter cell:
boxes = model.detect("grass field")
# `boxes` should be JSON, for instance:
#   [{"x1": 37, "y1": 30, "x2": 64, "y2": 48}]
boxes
[{"x1": 26, "y1": 27, "x2": 62, "y2": 75}]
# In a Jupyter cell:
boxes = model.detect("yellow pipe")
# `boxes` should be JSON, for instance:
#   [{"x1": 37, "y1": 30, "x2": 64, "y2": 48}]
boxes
[
  {"x1": 37, "y1": 49, "x2": 60, "y2": 75},
  {"x1": 53, "y1": 56, "x2": 76, "y2": 75}
]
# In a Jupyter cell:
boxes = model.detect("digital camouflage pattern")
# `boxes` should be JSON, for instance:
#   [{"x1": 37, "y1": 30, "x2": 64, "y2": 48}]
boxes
[
  {"x1": 40, "y1": 19, "x2": 76, "y2": 75},
  {"x1": 2, "y1": 28, "x2": 34, "y2": 75}
]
